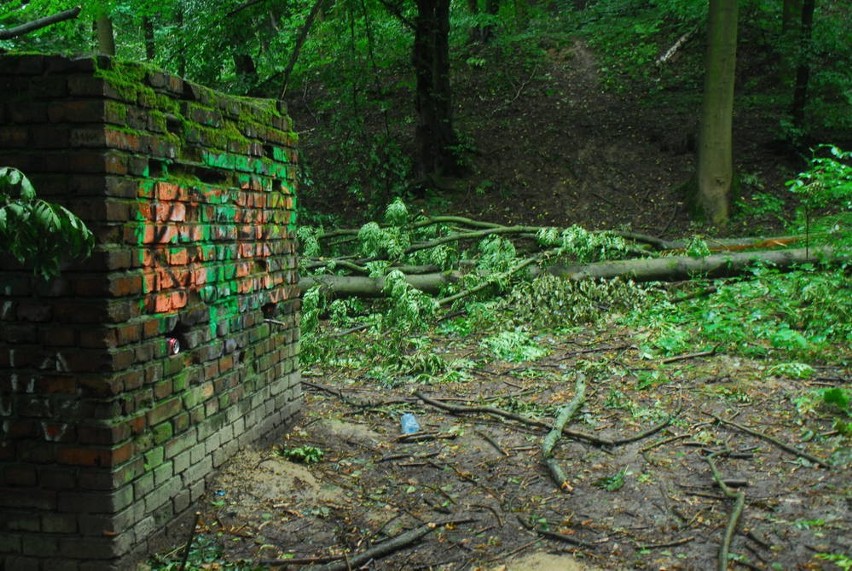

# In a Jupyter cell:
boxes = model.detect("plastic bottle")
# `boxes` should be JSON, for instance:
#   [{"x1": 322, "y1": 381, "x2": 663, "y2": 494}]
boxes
[{"x1": 400, "y1": 413, "x2": 420, "y2": 434}]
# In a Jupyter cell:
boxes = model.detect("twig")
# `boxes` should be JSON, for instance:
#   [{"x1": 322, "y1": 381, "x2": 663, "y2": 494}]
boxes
[
  {"x1": 414, "y1": 391, "x2": 613, "y2": 446},
  {"x1": 179, "y1": 512, "x2": 201, "y2": 571},
  {"x1": 660, "y1": 347, "x2": 717, "y2": 364},
  {"x1": 436, "y1": 253, "x2": 544, "y2": 307},
  {"x1": 640, "y1": 433, "x2": 688, "y2": 453},
  {"x1": 516, "y1": 515, "x2": 597, "y2": 548},
  {"x1": 635, "y1": 536, "x2": 695, "y2": 550},
  {"x1": 557, "y1": 344, "x2": 633, "y2": 359},
  {"x1": 476, "y1": 430, "x2": 510, "y2": 456},
  {"x1": 610, "y1": 413, "x2": 676, "y2": 446},
  {"x1": 542, "y1": 375, "x2": 587, "y2": 492},
  {"x1": 705, "y1": 452, "x2": 746, "y2": 571},
  {"x1": 305, "y1": 518, "x2": 476, "y2": 571},
  {"x1": 256, "y1": 554, "x2": 345, "y2": 566},
  {"x1": 708, "y1": 413, "x2": 832, "y2": 469}
]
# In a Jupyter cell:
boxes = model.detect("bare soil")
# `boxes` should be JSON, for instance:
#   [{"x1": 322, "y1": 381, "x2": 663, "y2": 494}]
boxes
[
  {"x1": 198, "y1": 322, "x2": 849, "y2": 570},
  {"x1": 173, "y1": 39, "x2": 850, "y2": 571}
]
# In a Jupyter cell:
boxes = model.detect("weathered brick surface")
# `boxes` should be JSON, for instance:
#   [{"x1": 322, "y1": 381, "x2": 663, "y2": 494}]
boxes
[{"x1": 0, "y1": 54, "x2": 301, "y2": 570}]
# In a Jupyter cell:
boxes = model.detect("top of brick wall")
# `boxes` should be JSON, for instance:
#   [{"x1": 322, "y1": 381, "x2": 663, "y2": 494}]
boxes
[{"x1": 0, "y1": 54, "x2": 297, "y2": 167}]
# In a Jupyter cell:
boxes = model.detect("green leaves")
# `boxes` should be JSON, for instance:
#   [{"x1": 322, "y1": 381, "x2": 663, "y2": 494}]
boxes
[{"x1": 0, "y1": 167, "x2": 95, "y2": 280}]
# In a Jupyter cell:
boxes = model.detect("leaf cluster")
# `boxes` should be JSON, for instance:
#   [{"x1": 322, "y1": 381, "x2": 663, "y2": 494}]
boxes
[{"x1": 0, "y1": 167, "x2": 94, "y2": 280}]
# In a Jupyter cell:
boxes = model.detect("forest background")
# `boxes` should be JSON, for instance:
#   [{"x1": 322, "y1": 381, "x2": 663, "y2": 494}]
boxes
[{"x1": 1, "y1": 0, "x2": 851, "y2": 569}]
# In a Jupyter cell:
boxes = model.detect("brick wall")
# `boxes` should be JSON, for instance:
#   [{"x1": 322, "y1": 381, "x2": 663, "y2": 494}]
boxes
[{"x1": 0, "y1": 55, "x2": 301, "y2": 570}]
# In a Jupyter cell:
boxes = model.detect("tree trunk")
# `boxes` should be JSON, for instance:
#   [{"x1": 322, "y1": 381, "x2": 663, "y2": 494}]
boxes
[
  {"x1": 143, "y1": 17, "x2": 156, "y2": 61},
  {"x1": 299, "y1": 247, "x2": 844, "y2": 296},
  {"x1": 95, "y1": 15, "x2": 116, "y2": 56},
  {"x1": 547, "y1": 246, "x2": 839, "y2": 283},
  {"x1": 782, "y1": 0, "x2": 802, "y2": 32},
  {"x1": 279, "y1": 0, "x2": 329, "y2": 98},
  {"x1": 694, "y1": 0, "x2": 738, "y2": 224},
  {"x1": 790, "y1": 0, "x2": 815, "y2": 130},
  {"x1": 413, "y1": 0, "x2": 461, "y2": 186}
]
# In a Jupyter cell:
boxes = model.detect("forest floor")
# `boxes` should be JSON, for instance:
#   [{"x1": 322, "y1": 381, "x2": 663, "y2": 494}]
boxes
[{"x1": 162, "y1": 40, "x2": 850, "y2": 571}]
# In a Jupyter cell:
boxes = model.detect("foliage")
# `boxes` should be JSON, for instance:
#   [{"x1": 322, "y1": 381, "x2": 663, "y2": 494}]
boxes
[
  {"x1": 0, "y1": 167, "x2": 94, "y2": 280},
  {"x1": 628, "y1": 265, "x2": 852, "y2": 360},
  {"x1": 481, "y1": 328, "x2": 548, "y2": 363},
  {"x1": 536, "y1": 225, "x2": 630, "y2": 263},
  {"x1": 505, "y1": 275, "x2": 649, "y2": 329},
  {"x1": 149, "y1": 533, "x2": 262, "y2": 571},
  {"x1": 276, "y1": 445, "x2": 325, "y2": 464},
  {"x1": 593, "y1": 466, "x2": 629, "y2": 491}
]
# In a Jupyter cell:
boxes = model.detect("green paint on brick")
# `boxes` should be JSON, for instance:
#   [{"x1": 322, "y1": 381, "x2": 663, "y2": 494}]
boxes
[{"x1": 144, "y1": 445, "x2": 165, "y2": 470}]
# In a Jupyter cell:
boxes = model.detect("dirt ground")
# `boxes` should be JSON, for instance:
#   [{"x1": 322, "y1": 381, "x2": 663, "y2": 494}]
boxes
[
  {"x1": 174, "y1": 39, "x2": 851, "y2": 571},
  {"x1": 194, "y1": 319, "x2": 850, "y2": 570}
]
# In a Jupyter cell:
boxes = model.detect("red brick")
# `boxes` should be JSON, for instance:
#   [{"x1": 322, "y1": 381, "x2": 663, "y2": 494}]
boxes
[
  {"x1": 47, "y1": 100, "x2": 104, "y2": 123},
  {"x1": 37, "y1": 376, "x2": 78, "y2": 395},
  {"x1": 56, "y1": 441, "x2": 133, "y2": 467},
  {"x1": 148, "y1": 396, "x2": 182, "y2": 426},
  {"x1": 77, "y1": 375, "x2": 122, "y2": 396},
  {"x1": 77, "y1": 423, "x2": 131, "y2": 445},
  {"x1": 109, "y1": 274, "x2": 143, "y2": 297},
  {"x1": 79, "y1": 327, "x2": 116, "y2": 349},
  {"x1": 154, "y1": 379, "x2": 173, "y2": 400},
  {"x1": 0, "y1": 125, "x2": 29, "y2": 147},
  {"x1": 105, "y1": 128, "x2": 144, "y2": 152},
  {"x1": 115, "y1": 323, "x2": 142, "y2": 345},
  {"x1": 156, "y1": 182, "x2": 180, "y2": 200}
]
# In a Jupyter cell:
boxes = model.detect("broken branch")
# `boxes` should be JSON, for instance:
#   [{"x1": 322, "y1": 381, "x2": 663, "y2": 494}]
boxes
[
  {"x1": 709, "y1": 413, "x2": 832, "y2": 469},
  {"x1": 0, "y1": 6, "x2": 81, "y2": 40},
  {"x1": 541, "y1": 375, "x2": 587, "y2": 492},
  {"x1": 705, "y1": 451, "x2": 746, "y2": 571}
]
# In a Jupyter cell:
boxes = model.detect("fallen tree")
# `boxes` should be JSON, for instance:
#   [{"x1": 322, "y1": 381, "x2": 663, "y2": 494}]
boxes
[{"x1": 299, "y1": 245, "x2": 846, "y2": 297}]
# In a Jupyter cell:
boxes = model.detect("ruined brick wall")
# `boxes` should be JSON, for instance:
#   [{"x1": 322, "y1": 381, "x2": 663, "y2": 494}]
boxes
[{"x1": 0, "y1": 55, "x2": 301, "y2": 570}]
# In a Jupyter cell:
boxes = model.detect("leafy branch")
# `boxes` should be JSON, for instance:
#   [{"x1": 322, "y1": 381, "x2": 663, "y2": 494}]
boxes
[{"x1": 0, "y1": 167, "x2": 94, "y2": 280}]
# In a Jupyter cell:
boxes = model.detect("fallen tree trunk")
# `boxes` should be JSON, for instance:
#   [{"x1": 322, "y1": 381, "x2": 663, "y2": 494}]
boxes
[
  {"x1": 299, "y1": 246, "x2": 845, "y2": 296},
  {"x1": 547, "y1": 246, "x2": 844, "y2": 283},
  {"x1": 299, "y1": 271, "x2": 461, "y2": 296}
]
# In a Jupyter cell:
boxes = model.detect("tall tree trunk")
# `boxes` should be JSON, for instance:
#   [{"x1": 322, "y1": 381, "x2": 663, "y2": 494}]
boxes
[
  {"x1": 143, "y1": 17, "x2": 156, "y2": 61},
  {"x1": 694, "y1": 0, "x2": 738, "y2": 224},
  {"x1": 467, "y1": 0, "x2": 498, "y2": 44},
  {"x1": 279, "y1": 0, "x2": 329, "y2": 98},
  {"x1": 790, "y1": 0, "x2": 815, "y2": 130},
  {"x1": 176, "y1": 7, "x2": 186, "y2": 77},
  {"x1": 782, "y1": 0, "x2": 802, "y2": 31},
  {"x1": 413, "y1": 0, "x2": 461, "y2": 186},
  {"x1": 95, "y1": 15, "x2": 116, "y2": 56}
]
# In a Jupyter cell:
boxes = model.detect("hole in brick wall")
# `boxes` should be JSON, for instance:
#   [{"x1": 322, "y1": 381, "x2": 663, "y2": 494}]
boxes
[
  {"x1": 263, "y1": 144, "x2": 275, "y2": 159},
  {"x1": 262, "y1": 303, "x2": 276, "y2": 318},
  {"x1": 149, "y1": 160, "x2": 166, "y2": 178},
  {"x1": 195, "y1": 166, "x2": 231, "y2": 186},
  {"x1": 168, "y1": 165, "x2": 230, "y2": 187},
  {"x1": 165, "y1": 114, "x2": 182, "y2": 134},
  {"x1": 169, "y1": 323, "x2": 190, "y2": 355}
]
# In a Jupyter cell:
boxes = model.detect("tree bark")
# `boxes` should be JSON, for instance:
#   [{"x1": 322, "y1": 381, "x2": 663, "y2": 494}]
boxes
[
  {"x1": 413, "y1": 0, "x2": 461, "y2": 186},
  {"x1": 790, "y1": 0, "x2": 815, "y2": 129},
  {"x1": 782, "y1": 0, "x2": 803, "y2": 32},
  {"x1": 547, "y1": 246, "x2": 840, "y2": 283},
  {"x1": 694, "y1": 0, "x2": 738, "y2": 224},
  {"x1": 0, "y1": 6, "x2": 81, "y2": 40},
  {"x1": 95, "y1": 15, "x2": 116, "y2": 56},
  {"x1": 143, "y1": 16, "x2": 156, "y2": 61},
  {"x1": 279, "y1": 0, "x2": 330, "y2": 98}
]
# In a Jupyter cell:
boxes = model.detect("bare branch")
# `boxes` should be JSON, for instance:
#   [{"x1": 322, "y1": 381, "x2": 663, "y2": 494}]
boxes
[{"x1": 0, "y1": 6, "x2": 82, "y2": 40}]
